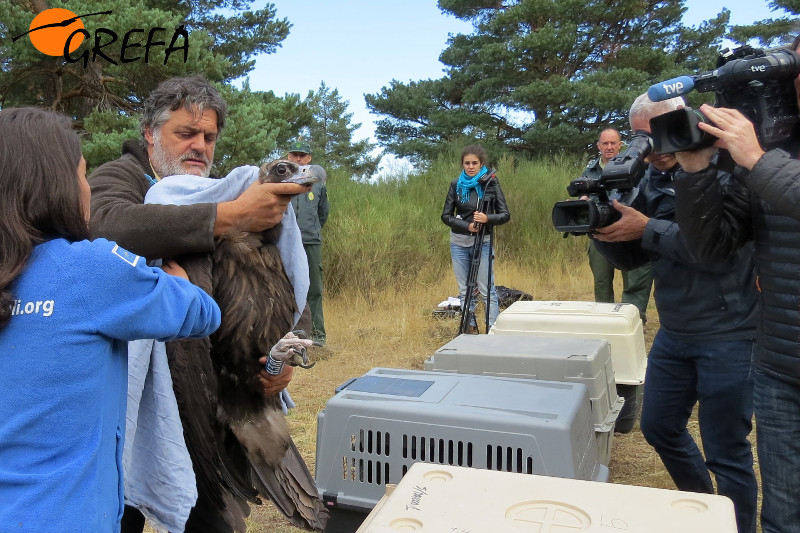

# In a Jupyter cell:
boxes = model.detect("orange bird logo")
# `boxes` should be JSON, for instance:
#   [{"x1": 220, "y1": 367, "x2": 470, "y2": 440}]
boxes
[{"x1": 13, "y1": 9, "x2": 110, "y2": 56}]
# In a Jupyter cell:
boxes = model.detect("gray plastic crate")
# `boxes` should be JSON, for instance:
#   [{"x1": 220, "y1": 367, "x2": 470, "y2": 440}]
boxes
[
  {"x1": 424, "y1": 335, "x2": 623, "y2": 465},
  {"x1": 425, "y1": 335, "x2": 622, "y2": 431},
  {"x1": 315, "y1": 367, "x2": 607, "y2": 515}
]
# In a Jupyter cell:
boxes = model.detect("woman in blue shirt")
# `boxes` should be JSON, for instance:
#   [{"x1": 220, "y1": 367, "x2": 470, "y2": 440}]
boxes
[{"x1": 0, "y1": 107, "x2": 222, "y2": 532}]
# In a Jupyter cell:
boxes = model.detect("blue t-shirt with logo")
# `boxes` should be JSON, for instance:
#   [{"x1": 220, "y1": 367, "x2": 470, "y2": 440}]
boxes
[{"x1": 0, "y1": 237, "x2": 220, "y2": 532}]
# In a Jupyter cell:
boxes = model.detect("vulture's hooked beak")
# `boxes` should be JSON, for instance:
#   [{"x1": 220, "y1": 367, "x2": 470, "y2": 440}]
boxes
[
  {"x1": 260, "y1": 160, "x2": 327, "y2": 187},
  {"x1": 281, "y1": 164, "x2": 326, "y2": 186}
]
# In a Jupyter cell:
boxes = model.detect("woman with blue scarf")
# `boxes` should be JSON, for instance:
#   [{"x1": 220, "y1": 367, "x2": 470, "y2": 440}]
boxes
[{"x1": 441, "y1": 145, "x2": 510, "y2": 331}]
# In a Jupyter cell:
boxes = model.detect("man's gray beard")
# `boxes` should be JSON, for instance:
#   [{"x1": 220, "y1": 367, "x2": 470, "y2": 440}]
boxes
[{"x1": 150, "y1": 132, "x2": 211, "y2": 178}]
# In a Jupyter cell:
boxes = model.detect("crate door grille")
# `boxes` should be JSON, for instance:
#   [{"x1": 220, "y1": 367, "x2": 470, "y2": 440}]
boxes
[
  {"x1": 401, "y1": 433, "x2": 475, "y2": 467},
  {"x1": 487, "y1": 444, "x2": 534, "y2": 474},
  {"x1": 339, "y1": 428, "x2": 535, "y2": 487},
  {"x1": 342, "y1": 430, "x2": 392, "y2": 485}
]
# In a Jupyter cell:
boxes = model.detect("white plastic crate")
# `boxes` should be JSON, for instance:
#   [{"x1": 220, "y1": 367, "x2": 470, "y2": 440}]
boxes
[
  {"x1": 315, "y1": 368, "x2": 607, "y2": 515},
  {"x1": 490, "y1": 300, "x2": 647, "y2": 386},
  {"x1": 424, "y1": 334, "x2": 623, "y2": 466},
  {"x1": 358, "y1": 462, "x2": 737, "y2": 533}
]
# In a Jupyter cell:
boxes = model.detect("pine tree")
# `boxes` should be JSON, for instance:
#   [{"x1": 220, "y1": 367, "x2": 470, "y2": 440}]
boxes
[
  {"x1": 304, "y1": 82, "x2": 379, "y2": 177},
  {"x1": 0, "y1": 0, "x2": 293, "y2": 171},
  {"x1": 366, "y1": 0, "x2": 733, "y2": 163},
  {"x1": 727, "y1": 0, "x2": 799, "y2": 46},
  {"x1": 214, "y1": 81, "x2": 311, "y2": 175}
]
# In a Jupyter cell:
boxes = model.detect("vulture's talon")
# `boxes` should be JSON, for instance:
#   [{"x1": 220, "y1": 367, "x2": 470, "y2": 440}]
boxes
[{"x1": 290, "y1": 347, "x2": 316, "y2": 369}]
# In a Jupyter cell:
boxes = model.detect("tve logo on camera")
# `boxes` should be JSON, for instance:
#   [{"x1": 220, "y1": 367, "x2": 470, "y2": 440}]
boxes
[{"x1": 12, "y1": 8, "x2": 188, "y2": 68}]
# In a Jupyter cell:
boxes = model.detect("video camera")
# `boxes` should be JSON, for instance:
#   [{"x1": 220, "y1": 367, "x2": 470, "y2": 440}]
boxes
[
  {"x1": 552, "y1": 132, "x2": 652, "y2": 235},
  {"x1": 647, "y1": 45, "x2": 800, "y2": 153}
]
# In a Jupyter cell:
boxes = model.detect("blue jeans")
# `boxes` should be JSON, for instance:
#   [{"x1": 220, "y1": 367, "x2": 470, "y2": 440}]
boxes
[
  {"x1": 640, "y1": 330, "x2": 756, "y2": 533},
  {"x1": 753, "y1": 365, "x2": 800, "y2": 533},
  {"x1": 450, "y1": 241, "x2": 499, "y2": 327}
]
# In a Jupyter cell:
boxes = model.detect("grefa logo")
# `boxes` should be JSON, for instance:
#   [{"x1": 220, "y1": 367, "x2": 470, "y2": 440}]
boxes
[{"x1": 12, "y1": 8, "x2": 189, "y2": 67}]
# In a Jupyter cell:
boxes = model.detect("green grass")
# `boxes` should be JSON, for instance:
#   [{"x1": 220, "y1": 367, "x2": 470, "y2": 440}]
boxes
[{"x1": 322, "y1": 153, "x2": 589, "y2": 297}]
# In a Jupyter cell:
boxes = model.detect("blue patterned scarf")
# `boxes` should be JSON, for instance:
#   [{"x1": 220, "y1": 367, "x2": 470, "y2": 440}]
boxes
[{"x1": 457, "y1": 166, "x2": 489, "y2": 203}]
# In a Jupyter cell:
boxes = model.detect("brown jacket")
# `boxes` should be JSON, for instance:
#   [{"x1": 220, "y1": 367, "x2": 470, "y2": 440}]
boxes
[{"x1": 89, "y1": 140, "x2": 217, "y2": 260}]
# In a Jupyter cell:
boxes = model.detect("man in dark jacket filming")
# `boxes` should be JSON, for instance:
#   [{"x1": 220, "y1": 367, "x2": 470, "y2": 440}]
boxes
[
  {"x1": 581, "y1": 128, "x2": 653, "y2": 323},
  {"x1": 593, "y1": 93, "x2": 758, "y2": 533},
  {"x1": 673, "y1": 35, "x2": 800, "y2": 533}
]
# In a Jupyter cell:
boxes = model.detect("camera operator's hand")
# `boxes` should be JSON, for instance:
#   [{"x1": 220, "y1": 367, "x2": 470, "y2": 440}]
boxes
[
  {"x1": 696, "y1": 104, "x2": 765, "y2": 170},
  {"x1": 592, "y1": 200, "x2": 649, "y2": 242},
  {"x1": 675, "y1": 146, "x2": 716, "y2": 173}
]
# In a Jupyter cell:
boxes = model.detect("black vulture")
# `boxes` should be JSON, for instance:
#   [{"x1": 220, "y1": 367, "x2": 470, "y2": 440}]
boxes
[{"x1": 166, "y1": 160, "x2": 329, "y2": 532}]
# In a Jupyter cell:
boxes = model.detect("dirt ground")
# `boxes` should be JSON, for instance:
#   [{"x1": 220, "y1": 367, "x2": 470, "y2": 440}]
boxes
[{"x1": 145, "y1": 292, "x2": 760, "y2": 532}]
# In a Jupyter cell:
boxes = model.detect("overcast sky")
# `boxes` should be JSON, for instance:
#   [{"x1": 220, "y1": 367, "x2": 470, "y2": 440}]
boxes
[{"x1": 246, "y1": 0, "x2": 786, "y2": 145}]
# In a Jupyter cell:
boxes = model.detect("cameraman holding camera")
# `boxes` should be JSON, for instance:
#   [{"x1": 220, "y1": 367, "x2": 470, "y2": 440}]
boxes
[
  {"x1": 581, "y1": 128, "x2": 653, "y2": 324},
  {"x1": 673, "y1": 35, "x2": 800, "y2": 533},
  {"x1": 593, "y1": 93, "x2": 758, "y2": 533}
]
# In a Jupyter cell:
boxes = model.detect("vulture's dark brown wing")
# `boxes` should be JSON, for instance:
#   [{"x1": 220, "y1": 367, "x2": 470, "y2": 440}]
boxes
[
  {"x1": 165, "y1": 253, "x2": 257, "y2": 533},
  {"x1": 247, "y1": 427, "x2": 329, "y2": 531},
  {"x1": 211, "y1": 229, "x2": 296, "y2": 418},
  {"x1": 208, "y1": 229, "x2": 327, "y2": 531}
]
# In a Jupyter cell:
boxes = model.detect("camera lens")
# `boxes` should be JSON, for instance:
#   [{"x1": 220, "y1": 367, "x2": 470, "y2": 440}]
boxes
[{"x1": 650, "y1": 107, "x2": 717, "y2": 153}]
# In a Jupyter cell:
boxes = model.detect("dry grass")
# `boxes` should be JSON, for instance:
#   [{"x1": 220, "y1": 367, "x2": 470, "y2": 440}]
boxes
[{"x1": 145, "y1": 261, "x2": 758, "y2": 532}]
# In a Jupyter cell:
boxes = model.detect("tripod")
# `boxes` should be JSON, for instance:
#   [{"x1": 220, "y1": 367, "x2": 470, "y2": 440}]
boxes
[{"x1": 458, "y1": 175, "x2": 497, "y2": 335}]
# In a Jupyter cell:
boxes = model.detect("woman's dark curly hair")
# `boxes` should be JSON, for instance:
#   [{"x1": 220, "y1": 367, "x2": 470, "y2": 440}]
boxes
[{"x1": 461, "y1": 144, "x2": 487, "y2": 167}]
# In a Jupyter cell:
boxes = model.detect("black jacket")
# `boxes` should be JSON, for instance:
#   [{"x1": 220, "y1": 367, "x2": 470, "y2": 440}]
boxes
[
  {"x1": 594, "y1": 164, "x2": 757, "y2": 342},
  {"x1": 441, "y1": 173, "x2": 510, "y2": 236},
  {"x1": 675, "y1": 149, "x2": 800, "y2": 380}
]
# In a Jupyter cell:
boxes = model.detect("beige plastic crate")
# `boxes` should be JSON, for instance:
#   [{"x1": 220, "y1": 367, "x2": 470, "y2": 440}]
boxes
[
  {"x1": 490, "y1": 300, "x2": 647, "y2": 386},
  {"x1": 357, "y1": 462, "x2": 737, "y2": 533}
]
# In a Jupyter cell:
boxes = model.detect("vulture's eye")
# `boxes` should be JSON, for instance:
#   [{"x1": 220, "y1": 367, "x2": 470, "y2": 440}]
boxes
[{"x1": 275, "y1": 163, "x2": 289, "y2": 176}]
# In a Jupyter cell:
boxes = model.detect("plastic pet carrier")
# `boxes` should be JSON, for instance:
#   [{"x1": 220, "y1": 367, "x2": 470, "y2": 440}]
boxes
[
  {"x1": 490, "y1": 300, "x2": 647, "y2": 433},
  {"x1": 314, "y1": 367, "x2": 607, "y2": 520},
  {"x1": 425, "y1": 334, "x2": 623, "y2": 465},
  {"x1": 357, "y1": 462, "x2": 737, "y2": 533}
]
